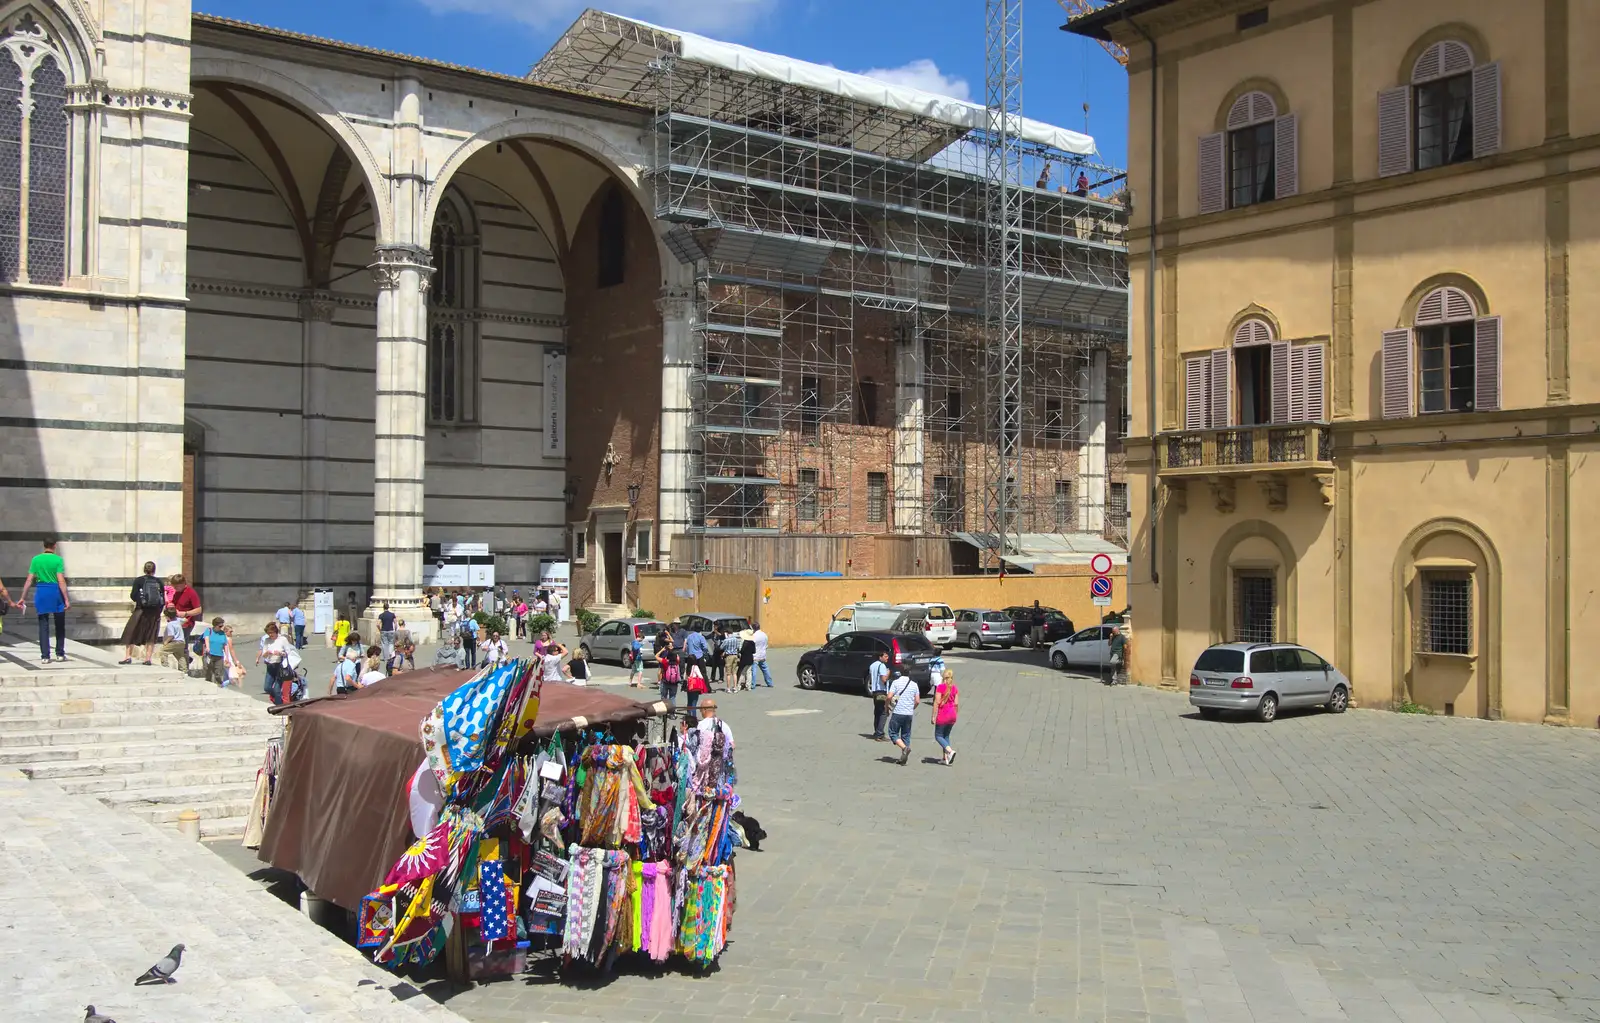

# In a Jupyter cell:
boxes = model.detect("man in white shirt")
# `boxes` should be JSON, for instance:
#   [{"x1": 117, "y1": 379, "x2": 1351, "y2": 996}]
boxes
[
  {"x1": 752, "y1": 621, "x2": 772, "y2": 687},
  {"x1": 885, "y1": 670, "x2": 919, "y2": 766},
  {"x1": 694, "y1": 698, "x2": 734, "y2": 746}
]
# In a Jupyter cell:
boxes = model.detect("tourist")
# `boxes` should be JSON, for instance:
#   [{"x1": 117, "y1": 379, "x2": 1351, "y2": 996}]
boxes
[
  {"x1": 291, "y1": 602, "x2": 307, "y2": 649},
  {"x1": 885, "y1": 668, "x2": 919, "y2": 766},
  {"x1": 931, "y1": 667, "x2": 960, "y2": 765},
  {"x1": 378, "y1": 602, "x2": 398, "y2": 661},
  {"x1": 360, "y1": 646, "x2": 387, "y2": 687},
  {"x1": 534, "y1": 630, "x2": 551, "y2": 657},
  {"x1": 221, "y1": 625, "x2": 244, "y2": 686},
  {"x1": 657, "y1": 634, "x2": 680, "y2": 707},
  {"x1": 719, "y1": 628, "x2": 740, "y2": 693},
  {"x1": 736, "y1": 629, "x2": 755, "y2": 692},
  {"x1": 394, "y1": 619, "x2": 415, "y2": 671},
  {"x1": 332, "y1": 609, "x2": 351, "y2": 651},
  {"x1": 156, "y1": 608, "x2": 187, "y2": 670},
  {"x1": 708, "y1": 627, "x2": 725, "y2": 688},
  {"x1": 694, "y1": 697, "x2": 734, "y2": 746},
  {"x1": 201, "y1": 617, "x2": 230, "y2": 685},
  {"x1": 541, "y1": 642, "x2": 568, "y2": 684},
  {"x1": 342, "y1": 630, "x2": 365, "y2": 665},
  {"x1": 256, "y1": 622, "x2": 293, "y2": 706},
  {"x1": 17, "y1": 538, "x2": 70, "y2": 664},
  {"x1": 433, "y1": 635, "x2": 467, "y2": 670},
  {"x1": 752, "y1": 621, "x2": 772, "y2": 687},
  {"x1": 481, "y1": 629, "x2": 508, "y2": 668},
  {"x1": 684, "y1": 657, "x2": 708, "y2": 712},
  {"x1": 459, "y1": 614, "x2": 480, "y2": 669},
  {"x1": 568, "y1": 643, "x2": 590, "y2": 686},
  {"x1": 868, "y1": 649, "x2": 891, "y2": 741},
  {"x1": 1108, "y1": 626, "x2": 1128, "y2": 686},
  {"x1": 683, "y1": 624, "x2": 709, "y2": 679},
  {"x1": 514, "y1": 596, "x2": 529, "y2": 639},
  {"x1": 119, "y1": 560, "x2": 164, "y2": 665},
  {"x1": 628, "y1": 631, "x2": 647, "y2": 688},
  {"x1": 1029, "y1": 600, "x2": 1046, "y2": 649},
  {"x1": 165, "y1": 575, "x2": 204, "y2": 668},
  {"x1": 331, "y1": 643, "x2": 361, "y2": 694}
]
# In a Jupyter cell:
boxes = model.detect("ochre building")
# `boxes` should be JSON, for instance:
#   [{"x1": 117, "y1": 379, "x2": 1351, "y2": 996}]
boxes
[{"x1": 1069, "y1": 0, "x2": 1598, "y2": 725}]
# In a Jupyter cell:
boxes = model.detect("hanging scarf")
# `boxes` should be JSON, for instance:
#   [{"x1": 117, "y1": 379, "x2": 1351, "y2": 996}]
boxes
[
  {"x1": 423, "y1": 661, "x2": 521, "y2": 791},
  {"x1": 677, "y1": 865, "x2": 733, "y2": 965}
]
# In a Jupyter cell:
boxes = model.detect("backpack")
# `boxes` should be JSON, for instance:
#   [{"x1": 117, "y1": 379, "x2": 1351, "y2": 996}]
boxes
[{"x1": 136, "y1": 576, "x2": 164, "y2": 609}]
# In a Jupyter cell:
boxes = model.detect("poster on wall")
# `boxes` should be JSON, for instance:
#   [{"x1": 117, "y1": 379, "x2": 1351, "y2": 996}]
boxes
[
  {"x1": 312, "y1": 590, "x2": 335, "y2": 635},
  {"x1": 539, "y1": 561, "x2": 571, "y2": 622},
  {"x1": 543, "y1": 351, "x2": 566, "y2": 459}
]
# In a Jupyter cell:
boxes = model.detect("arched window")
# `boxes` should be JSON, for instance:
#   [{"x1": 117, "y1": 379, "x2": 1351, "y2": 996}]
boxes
[
  {"x1": 427, "y1": 196, "x2": 478, "y2": 425},
  {"x1": 0, "y1": 9, "x2": 76, "y2": 285},
  {"x1": 1381, "y1": 284, "x2": 1500, "y2": 418},
  {"x1": 1378, "y1": 39, "x2": 1501, "y2": 177},
  {"x1": 1198, "y1": 88, "x2": 1298, "y2": 215},
  {"x1": 1183, "y1": 315, "x2": 1325, "y2": 431}
]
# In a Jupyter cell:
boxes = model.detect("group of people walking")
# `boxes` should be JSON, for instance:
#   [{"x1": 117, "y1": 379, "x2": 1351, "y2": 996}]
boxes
[
  {"x1": 869, "y1": 650, "x2": 961, "y2": 767},
  {"x1": 0, "y1": 538, "x2": 74, "y2": 663},
  {"x1": 632, "y1": 621, "x2": 772, "y2": 712}
]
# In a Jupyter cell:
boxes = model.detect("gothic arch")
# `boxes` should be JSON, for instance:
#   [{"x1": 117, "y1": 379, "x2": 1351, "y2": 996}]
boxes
[
  {"x1": 0, "y1": 1, "x2": 92, "y2": 80},
  {"x1": 188, "y1": 57, "x2": 393, "y2": 242},
  {"x1": 1209, "y1": 518, "x2": 1299, "y2": 645},
  {"x1": 1397, "y1": 272, "x2": 1491, "y2": 328},
  {"x1": 1390, "y1": 517, "x2": 1502, "y2": 717}
]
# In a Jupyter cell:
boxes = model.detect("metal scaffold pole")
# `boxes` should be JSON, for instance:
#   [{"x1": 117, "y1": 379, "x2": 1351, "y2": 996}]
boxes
[{"x1": 984, "y1": 0, "x2": 1025, "y2": 568}]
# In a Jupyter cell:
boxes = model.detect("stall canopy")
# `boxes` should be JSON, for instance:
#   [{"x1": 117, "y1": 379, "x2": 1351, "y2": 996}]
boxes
[{"x1": 257, "y1": 669, "x2": 668, "y2": 910}]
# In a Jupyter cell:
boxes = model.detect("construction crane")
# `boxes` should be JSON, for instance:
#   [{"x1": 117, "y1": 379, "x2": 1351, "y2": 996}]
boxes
[{"x1": 1058, "y1": 0, "x2": 1130, "y2": 66}]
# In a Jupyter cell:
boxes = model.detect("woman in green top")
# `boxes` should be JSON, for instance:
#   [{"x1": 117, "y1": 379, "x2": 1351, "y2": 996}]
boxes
[{"x1": 17, "y1": 538, "x2": 69, "y2": 663}]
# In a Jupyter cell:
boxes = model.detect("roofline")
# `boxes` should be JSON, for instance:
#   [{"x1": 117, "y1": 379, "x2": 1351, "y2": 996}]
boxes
[
  {"x1": 1059, "y1": 0, "x2": 1182, "y2": 42},
  {"x1": 190, "y1": 14, "x2": 650, "y2": 122}
]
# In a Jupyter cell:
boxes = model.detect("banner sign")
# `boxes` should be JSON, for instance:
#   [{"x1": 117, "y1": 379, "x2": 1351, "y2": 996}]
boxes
[{"x1": 543, "y1": 350, "x2": 566, "y2": 459}]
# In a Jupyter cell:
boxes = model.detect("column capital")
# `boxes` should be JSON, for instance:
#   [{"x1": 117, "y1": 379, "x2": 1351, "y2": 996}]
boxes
[
  {"x1": 298, "y1": 291, "x2": 337, "y2": 322},
  {"x1": 656, "y1": 286, "x2": 695, "y2": 321},
  {"x1": 369, "y1": 244, "x2": 434, "y2": 291}
]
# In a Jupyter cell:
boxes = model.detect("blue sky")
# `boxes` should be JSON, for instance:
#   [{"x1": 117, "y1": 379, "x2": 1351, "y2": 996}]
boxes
[{"x1": 197, "y1": 0, "x2": 1131, "y2": 166}]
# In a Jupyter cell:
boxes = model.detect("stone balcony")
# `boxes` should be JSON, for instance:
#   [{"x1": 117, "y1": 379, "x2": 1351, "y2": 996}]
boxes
[{"x1": 1158, "y1": 424, "x2": 1334, "y2": 511}]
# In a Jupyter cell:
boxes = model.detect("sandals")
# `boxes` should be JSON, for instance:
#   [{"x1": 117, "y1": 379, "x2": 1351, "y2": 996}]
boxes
[{"x1": 119, "y1": 658, "x2": 133, "y2": 665}]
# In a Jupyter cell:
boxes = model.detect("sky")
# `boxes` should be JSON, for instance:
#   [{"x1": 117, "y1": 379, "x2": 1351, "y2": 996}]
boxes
[{"x1": 196, "y1": 0, "x2": 1132, "y2": 167}]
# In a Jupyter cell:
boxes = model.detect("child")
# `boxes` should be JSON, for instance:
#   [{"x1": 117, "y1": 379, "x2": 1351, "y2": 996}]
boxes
[
  {"x1": 202, "y1": 616, "x2": 229, "y2": 685},
  {"x1": 157, "y1": 608, "x2": 187, "y2": 670},
  {"x1": 333, "y1": 611, "x2": 351, "y2": 651},
  {"x1": 628, "y1": 633, "x2": 646, "y2": 688}
]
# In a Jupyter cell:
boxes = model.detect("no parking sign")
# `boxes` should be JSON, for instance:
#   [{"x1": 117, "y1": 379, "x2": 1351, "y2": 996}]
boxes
[{"x1": 1090, "y1": 553, "x2": 1114, "y2": 606}]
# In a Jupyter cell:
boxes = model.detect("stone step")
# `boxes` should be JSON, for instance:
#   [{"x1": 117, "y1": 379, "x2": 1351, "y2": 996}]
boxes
[
  {"x1": 0, "y1": 668, "x2": 190, "y2": 687},
  {"x1": 0, "y1": 702, "x2": 272, "y2": 732},
  {"x1": 23, "y1": 746, "x2": 264, "y2": 780},
  {"x1": 0, "y1": 690, "x2": 256, "y2": 717},
  {"x1": 58, "y1": 765, "x2": 263, "y2": 795},
  {"x1": 118, "y1": 793, "x2": 258, "y2": 825},
  {"x1": 0, "y1": 681, "x2": 226, "y2": 703},
  {"x1": 200, "y1": 814, "x2": 253, "y2": 839},
  {"x1": 0, "y1": 718, "x2": 280, "y2": 748},
  {"x1": 0, "y1": 731, "x2": 273, "y2": 767}
]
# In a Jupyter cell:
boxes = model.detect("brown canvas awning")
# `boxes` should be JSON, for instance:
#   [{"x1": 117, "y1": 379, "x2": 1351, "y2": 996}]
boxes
[{"x1": 256, "y1": 668, "x2": 666, "y2": 909}]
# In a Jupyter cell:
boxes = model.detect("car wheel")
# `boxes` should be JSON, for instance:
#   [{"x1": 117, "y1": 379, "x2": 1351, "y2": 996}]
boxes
[
  {"x1": 968, "y1": 633, "x2": 983, "y2": 650},
  {"x1": 620, "y1": 648, "x2": 634, "y2": 669},
  {"x1": 798, "y1": 664, "x2": 818, "y2": 690},
  {"x1": 1050, "y1": 651, "x2": 1066, "y2": 671},
  {"x1": 1256, "y1": 692, "x2": 1279, "y2": 723},
  {"x1": 1197, "y1": 707, "x2": 1222, "y2": 720},
  {"x1": 1327, "y1": 684, "x2": 1349, "y2": 714},
  {"x1": 579, "y1": 645, "x2": 592, "y2": 663}
]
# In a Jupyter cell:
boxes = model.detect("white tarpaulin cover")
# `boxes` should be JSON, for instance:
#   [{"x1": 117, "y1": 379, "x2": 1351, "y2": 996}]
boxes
[{"x1": 618, "y1": 13, "x2": 1097, "y2": 156}]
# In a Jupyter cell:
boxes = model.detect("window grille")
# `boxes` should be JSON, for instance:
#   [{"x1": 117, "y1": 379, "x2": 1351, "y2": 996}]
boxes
[
  {"x1": 1053, "y1": 480, "x2": 1073, "y2": 530},
  {"x1": 1233, "y1": 571, "x2": 1277, "y2": 644},
  {"x1": 797, "y1": 468, "x2": 819, "y2": 522},
  {"x1": 1418, "y1": 571, "x2": 1472, "y2": 655},
  {"x1": 931, "y1": 475, "x2": 963, "y2": 530},
  {"x1": 866, "y1": 472, "x2": 887, "y2": 523}
]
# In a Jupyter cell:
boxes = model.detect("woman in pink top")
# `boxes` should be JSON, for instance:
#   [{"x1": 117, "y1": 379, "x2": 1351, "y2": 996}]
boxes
[{"x1": 932, "y1": 668, "x2": 960, "y2": 766}]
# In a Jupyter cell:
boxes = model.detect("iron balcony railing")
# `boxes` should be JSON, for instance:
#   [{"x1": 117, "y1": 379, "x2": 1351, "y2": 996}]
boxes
[{"x1": 1161, "y1": 424, "x2": 1333, "y2": 474}]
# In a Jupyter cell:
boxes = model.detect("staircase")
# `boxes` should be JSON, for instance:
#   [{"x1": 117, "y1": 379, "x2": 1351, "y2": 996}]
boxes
[
  {"x1": 0, "y1": 666, "x2": 281, "y2": 838},
  {"x1": 586, "y1": 602, "x2": 630, "y2": 622}
]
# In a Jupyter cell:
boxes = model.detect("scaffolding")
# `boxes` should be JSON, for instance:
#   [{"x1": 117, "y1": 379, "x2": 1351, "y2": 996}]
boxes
[{"x1": 532, "y1": 10, "x2": 1128, "y2": 546}]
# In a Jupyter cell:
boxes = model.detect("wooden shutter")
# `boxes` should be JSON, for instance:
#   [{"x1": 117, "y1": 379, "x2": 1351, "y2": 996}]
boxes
[
  {"x1": 1269, "y1": 341, "x2": 1291, "y2": 424},
  {"x1": 1184, "y1": 356, "x2": 1210, "y2": 430},
  {"x1": 1472, "y1": 62, "x2": 1502, "y2": 158},
  {"x1": 1303, "y1": 343, "x2": 1326, "y2": 421},
  {"x1": 1288, "y1": 345, "x2": 1310, "y2": 423},
  {"x1": 1274, "y1": 113, "x2": 1299, "y2": 199},
  {"x1": 1208, "y1": 349, "x2": 1232, "y2": 428},
  {"x1": 1474, "y1": 316, "x2": 1501, "y2": 412},
  {"x1": 1199, "y1": 132, "x2": 1226, "y2": 215},
  {"x1": 1377, "y1": 86, "x2": 1412, "y2": 177},
  {"x1": 1381, "y1": 328, "x2": 1414, "y2": 419}
]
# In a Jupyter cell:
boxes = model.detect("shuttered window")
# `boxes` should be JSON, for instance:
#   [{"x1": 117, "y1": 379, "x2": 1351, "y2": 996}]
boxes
[
  {"x1": 1201, "y1": 91, "x2": 1298, "y2": 215},
  {"x1": 1183, "y1": 338, "x2": 1325, "y2": 431},
  {"x1": 1184, "y1": 355, "x2": 1209, "y2": 430},
  {"x1": 1379, "y1": 41, "x2": 1500, "y2": 177},
  {"x1": 1381, "y1": 287, "x2": 1500, "y2": 417}
]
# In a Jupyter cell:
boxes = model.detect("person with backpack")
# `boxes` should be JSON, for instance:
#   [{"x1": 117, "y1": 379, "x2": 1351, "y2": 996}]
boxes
[
  {"x1": 201, "y1": 617, "x2": 230, "y2": 685},
  {"x1": 119, "y1": 561, "x2": 164, "y2": 665},
  {"x1": 459, "y1": 614, "x2": 480, "y2": 669}
]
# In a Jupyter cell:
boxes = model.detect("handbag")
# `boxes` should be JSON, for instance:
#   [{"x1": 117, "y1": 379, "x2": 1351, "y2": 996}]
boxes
[{"x1": 685, "y1": 666, "x2": 707, "y2": 694}]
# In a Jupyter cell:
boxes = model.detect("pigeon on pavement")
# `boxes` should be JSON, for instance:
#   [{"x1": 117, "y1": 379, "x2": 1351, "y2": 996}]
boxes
[
  {"x1": 133, "y1": 944, "x2": 185, "y2": 985},
  {"x1": 84, "y1": 1006, "x2": 117, "y2": 1023}
]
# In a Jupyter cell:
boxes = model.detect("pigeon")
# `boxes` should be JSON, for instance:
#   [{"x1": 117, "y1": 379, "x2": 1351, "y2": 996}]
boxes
[
  {"x1": 133, "y1": 943, "x2": 184, "y2": 985},
  {"x1": 85, "y1": 1007, "x2": 117, "y2": 1023}
]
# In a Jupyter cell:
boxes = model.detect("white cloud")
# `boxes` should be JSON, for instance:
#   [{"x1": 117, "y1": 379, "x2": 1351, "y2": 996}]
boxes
[
  {"x1": 857, "y1": 59, "x2": 972, "y2": 101},
  {"x1": 416, "y1": 0, "x2": 775, "y2": 36}
]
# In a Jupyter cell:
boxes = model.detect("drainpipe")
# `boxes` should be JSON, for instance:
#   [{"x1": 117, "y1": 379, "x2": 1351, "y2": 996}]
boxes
[{"x1": 1127, "y1": 13, "x2": 1159, "y2": 584}]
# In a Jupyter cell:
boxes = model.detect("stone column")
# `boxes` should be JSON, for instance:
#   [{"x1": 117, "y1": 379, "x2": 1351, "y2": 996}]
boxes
[
  {"x1": 1077, "y1": 347, "x2": 1109, "y2": 533},
  {"x1": 893, "y1": 330, "x2": 926, "y2": 533},
  {"x1": 657, "y1": 285, "x2": 696, "y2": 570},
  {"x1": 299, "y1": 292, "x2": 336, "y2": 594},
  {"x1": 366, "y1": 243, "x2": 436, "y2": 641}
]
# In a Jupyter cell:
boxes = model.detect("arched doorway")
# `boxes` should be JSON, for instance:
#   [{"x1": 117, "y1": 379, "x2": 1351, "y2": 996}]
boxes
[{"x1": 1392, "y1": 518, "x2": 1501, "y2": 718}]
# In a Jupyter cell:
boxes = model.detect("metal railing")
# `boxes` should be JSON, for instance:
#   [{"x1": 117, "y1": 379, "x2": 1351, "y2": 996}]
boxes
[{"x1": 1162, "y1": 424, "x2": 1333, "y2": 472}]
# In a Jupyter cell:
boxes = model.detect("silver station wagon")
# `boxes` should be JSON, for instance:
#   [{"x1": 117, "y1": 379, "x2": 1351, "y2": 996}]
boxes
[{"x1": 1188, "y1": 643, "x2": 1351, "y2": 723}]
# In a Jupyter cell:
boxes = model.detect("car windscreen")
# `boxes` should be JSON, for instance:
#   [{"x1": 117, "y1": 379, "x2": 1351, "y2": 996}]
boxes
[
  {"x1": 635, "y1": 623, "x2": 662, "y2": 637},
  {"x1": 924, "y1": 605, "x2": 953, "y2": 620},
  {"x1": 717, "y1": 617, "x2": 751, "y2": 632},
  {"x1": 982, "y1": 612, "x2": 1012, "y2": 623},
  {"x1": 1193, "y1": 648, "x2": 1245, "y2": 673}
]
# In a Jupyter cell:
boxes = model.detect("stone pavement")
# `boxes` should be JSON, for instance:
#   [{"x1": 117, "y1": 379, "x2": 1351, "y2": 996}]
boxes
[
  {"x1": 0, "y1": 765, "x2": 482, "y2": 1023},
  {"x1": 403, "y1": 646, "x2": 1600, "y2": 1023}
]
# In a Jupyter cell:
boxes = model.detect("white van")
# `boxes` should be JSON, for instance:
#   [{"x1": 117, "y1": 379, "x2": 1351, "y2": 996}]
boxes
[
  {"x1": 826, "y1": 602, "x2": 913, "y2": 641},
  {"x1": 894, "y1": 603, "x2": 957, "y2": 648}
]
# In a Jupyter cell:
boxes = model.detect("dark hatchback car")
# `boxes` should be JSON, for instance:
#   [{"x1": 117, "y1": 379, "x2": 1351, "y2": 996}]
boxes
[
  {"x1": 1001, "y1": 606, "x2": 1075, "y2": 647},
  {"x1": 796, "y1": 631, "x2": 938, "y2": 696}
]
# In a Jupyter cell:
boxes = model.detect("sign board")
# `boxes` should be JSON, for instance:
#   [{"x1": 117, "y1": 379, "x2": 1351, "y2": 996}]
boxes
[
  {"x1": 312, "y1": 589, "x2": 335, "y2": 634},
  {"x1": 1089, "y1": 553, "x2": 1114, "y2": 576},
  {"x1": 423, "y1": 544, "x2": 496, "y2": 589},
  {"x1": 1090, "y1": 576, "x2": 1113, "y2": 599},
  {"x1": 1093, "y1": 595, "x2": 1113, "y2": 607},
  {"x1": 539, "y1": 561, "x2": 571, "y2": 622},
  {"x1": 543, "y1": 351, "x2": 566, "y2": 459}
]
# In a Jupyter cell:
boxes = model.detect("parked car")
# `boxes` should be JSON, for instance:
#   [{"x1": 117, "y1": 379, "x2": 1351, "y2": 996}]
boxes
[
  {"x1": 953, "y1": 608, "x2": 1019, "y2": 649},
  {"x1": 796, "y1": 630, "x2": 939, "y2": 695},
  {"x1": 1188, "y1": 643, "x2": 1351, "y2": 723},
  {"x1": 1001, "y1": 605, "x2": 1075, "y2": 646},
  {"x1": 677, "y1": 612, "x2": 753, "y2": 640},
  {"x1": 1048, "y1": 625, "x2": 1121, "y2": 670},
  {"x1": 580, "y1": 617, "x2": 665, "y2": 667},
  {"x1": 894, "y1": 603, "x2": 957, "y2": 648},
  {"x1": 827, "y1": 602, "x2": 910, "y2": 641}
]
